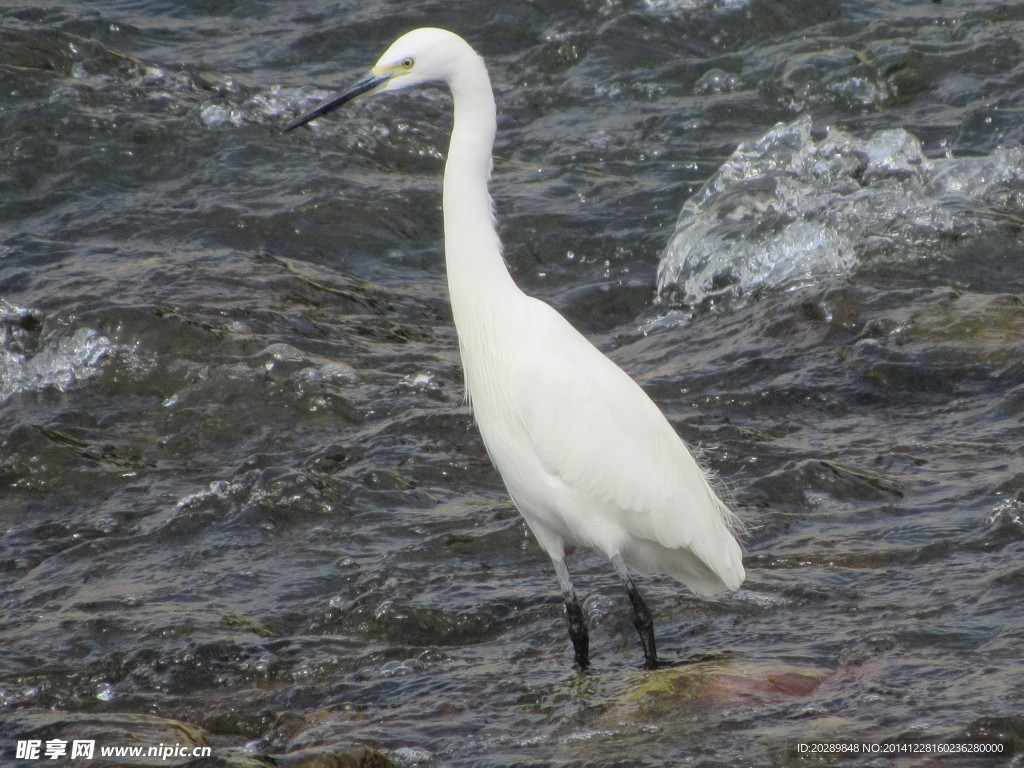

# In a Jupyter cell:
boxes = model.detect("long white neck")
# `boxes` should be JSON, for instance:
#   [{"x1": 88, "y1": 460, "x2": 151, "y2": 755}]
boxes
[{"x1": 442, "y1": 55, "x2": 520, "y2": 338}]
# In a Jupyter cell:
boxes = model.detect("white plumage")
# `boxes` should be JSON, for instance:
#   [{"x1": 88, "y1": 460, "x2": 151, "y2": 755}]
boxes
[{"x1": 286, "y1": 27, "x2": 744, "y2": 669}]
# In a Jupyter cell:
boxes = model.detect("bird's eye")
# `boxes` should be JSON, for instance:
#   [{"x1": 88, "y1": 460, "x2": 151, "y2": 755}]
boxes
[{"x1": 401, "y1": 57, "x2": 415, "y2": 69}]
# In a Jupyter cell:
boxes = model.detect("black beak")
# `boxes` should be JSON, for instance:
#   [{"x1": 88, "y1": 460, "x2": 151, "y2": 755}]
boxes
[{"x1": 283, "y1": 72, "x2": 392, "y2": 133}]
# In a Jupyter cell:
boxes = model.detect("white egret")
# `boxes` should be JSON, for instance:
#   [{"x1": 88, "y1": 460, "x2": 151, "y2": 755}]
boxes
[{"x1": 286, "y1": 28, "x2": 744, "y2": 669}]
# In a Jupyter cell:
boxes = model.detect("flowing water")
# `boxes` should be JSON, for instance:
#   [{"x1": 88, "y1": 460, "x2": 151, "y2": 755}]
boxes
[{"x1": 2, "y1": 1, "x2": 1023, "y2": 766}]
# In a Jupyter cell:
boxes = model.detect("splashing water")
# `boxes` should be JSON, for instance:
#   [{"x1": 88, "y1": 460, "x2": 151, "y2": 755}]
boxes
[
  {"x1": 657, "y1": 116, "x2": 1024, "y2": 307},
  {"x1": 0, "y1": 308, "x2": 125, "y2": 404}
]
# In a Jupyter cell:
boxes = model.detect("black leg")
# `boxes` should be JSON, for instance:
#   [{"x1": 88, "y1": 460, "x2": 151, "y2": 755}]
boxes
[
  {"x1": 564, "y1": 591, "x2": 590, "y2": 669},
  {"x1": 612, "y1": 554, "x2": 659, "y2": 669},
  {"x1": 624, "y1": 576, "x2": 658, "y2": 669},
  {"x1": 553, "y1": 557, "x2": 589, "y2": 669}
]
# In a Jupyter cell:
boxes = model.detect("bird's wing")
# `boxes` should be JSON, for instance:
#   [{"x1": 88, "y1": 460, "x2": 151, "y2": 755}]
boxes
[{"x1": 506, "y1": 299, "x2": 742, "y2": 586}]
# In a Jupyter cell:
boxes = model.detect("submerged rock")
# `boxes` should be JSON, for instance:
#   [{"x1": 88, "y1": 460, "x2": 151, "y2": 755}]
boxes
[
  {"x1": 625, "y1": 659, "x2": 835, "y2": 707},
  {"x1": 259, "y1": 745, "x2": 397, "y2": 768}
]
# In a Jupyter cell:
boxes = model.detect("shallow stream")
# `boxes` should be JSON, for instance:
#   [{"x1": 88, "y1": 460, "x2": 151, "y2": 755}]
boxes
[{"x1": 2, "y1": 1, "x2": 1023, "y2": 766}]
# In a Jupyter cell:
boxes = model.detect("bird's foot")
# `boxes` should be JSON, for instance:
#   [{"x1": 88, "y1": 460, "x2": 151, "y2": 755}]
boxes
[
  {"x1": 642, "y1": 656, "x2": 675, "y2": 671},
  {"x1": 642, "y1": 651, "x2": 726, "y2": 670}
]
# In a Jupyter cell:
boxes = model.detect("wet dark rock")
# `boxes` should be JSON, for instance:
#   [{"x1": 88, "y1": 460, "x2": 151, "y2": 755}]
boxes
[
  {"x1": 263, "y1": 745, "x2": 396, "y2": 768},
  {"x1": 959, "y1": 715, "x2": 1024, "y2": 755}
]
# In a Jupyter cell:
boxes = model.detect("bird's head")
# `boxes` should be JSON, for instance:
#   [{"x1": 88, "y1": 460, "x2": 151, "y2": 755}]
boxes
[{"x1": 284, "y1": 27, "x2": 474, "y2": 132}]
